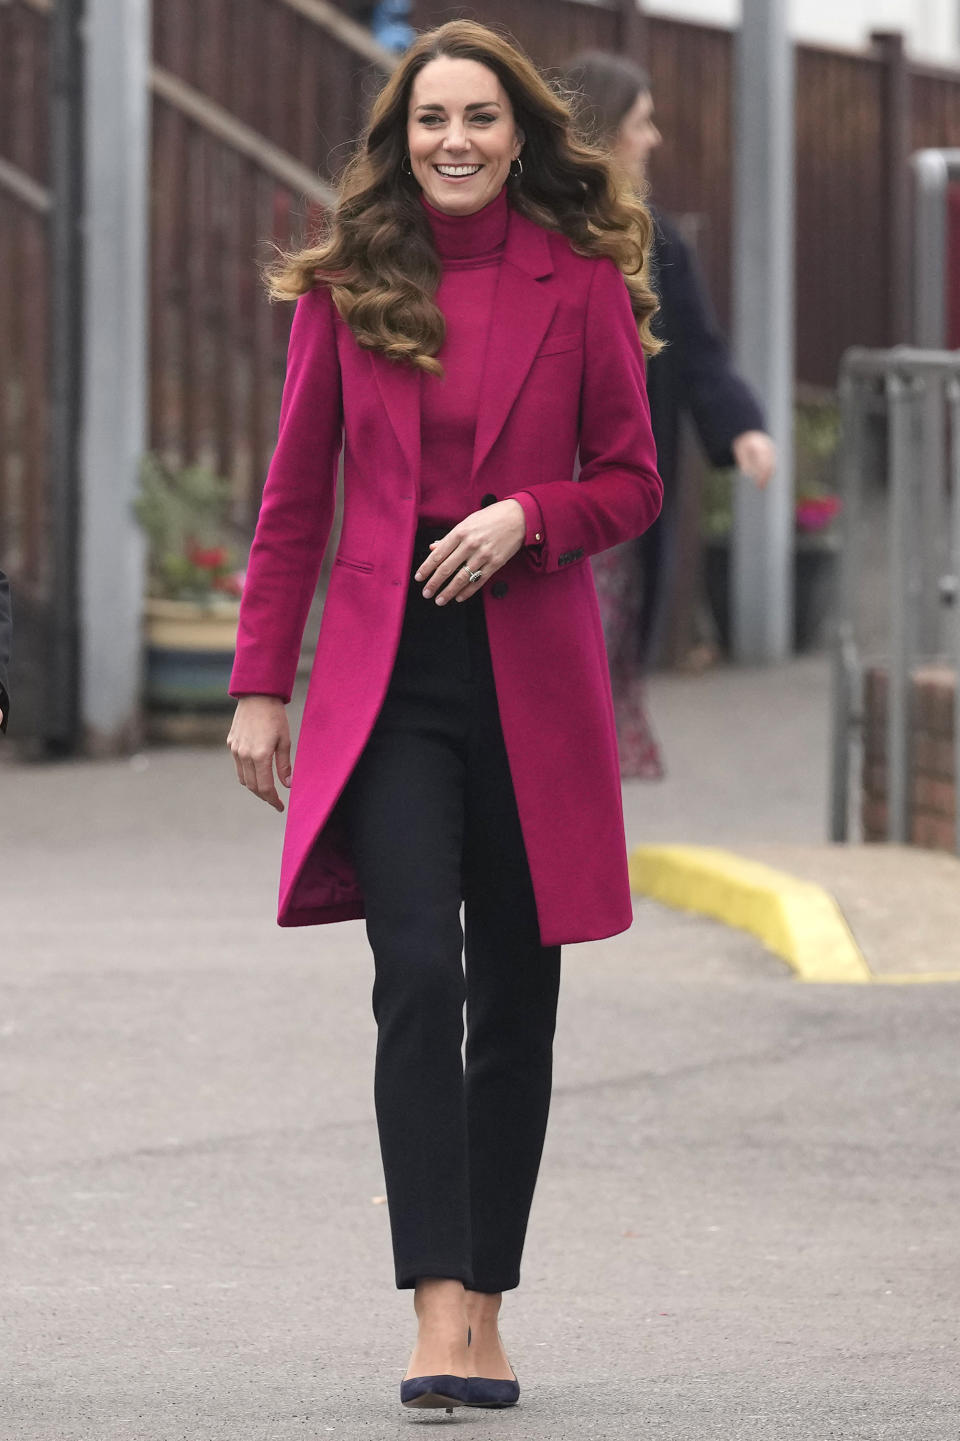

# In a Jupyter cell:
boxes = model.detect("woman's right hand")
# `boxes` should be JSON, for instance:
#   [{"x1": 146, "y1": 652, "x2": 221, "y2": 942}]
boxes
[{"x1": 227, "y1": 695, "x2": 292, "y2": 812}]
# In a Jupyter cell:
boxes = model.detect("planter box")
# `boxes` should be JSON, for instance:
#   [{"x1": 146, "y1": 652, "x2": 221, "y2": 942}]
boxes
[
  {"x1": 143, "y1": 597, "x2": 240, "y2": 710},
  {"x1": 703, "y1": 537, "x2": 839, "y2": 654}
]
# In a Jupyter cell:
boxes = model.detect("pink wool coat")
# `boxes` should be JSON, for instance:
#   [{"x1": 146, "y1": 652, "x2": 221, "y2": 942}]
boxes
[{"x1": 229, "y1": 202, "x2": 662, "y2": 946}]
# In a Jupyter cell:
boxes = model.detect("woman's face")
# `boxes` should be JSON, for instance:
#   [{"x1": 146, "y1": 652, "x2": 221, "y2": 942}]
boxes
[
  {"x1": 613, "y1": 88, "x2": 661, "y2": 186},
  {"x1": 407, "y1": 56, "x2": 523, "y2": 216}
]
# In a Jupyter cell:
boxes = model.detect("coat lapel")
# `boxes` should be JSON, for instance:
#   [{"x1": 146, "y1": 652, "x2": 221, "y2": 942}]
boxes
[
  {"x1": 368, "y1": 205, "x2": 556, "y2": 489},
  {"x1": 471, "y1": 210, "x2": 557, "y2": 482},
  {"x1": 370, "y1": 349, "x2": 422, "y2": 486}
]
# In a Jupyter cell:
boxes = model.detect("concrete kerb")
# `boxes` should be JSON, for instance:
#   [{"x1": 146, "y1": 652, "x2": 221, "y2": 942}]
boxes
[{"x1": 629, "y1": 845, "x2": 872, "y2": 985}]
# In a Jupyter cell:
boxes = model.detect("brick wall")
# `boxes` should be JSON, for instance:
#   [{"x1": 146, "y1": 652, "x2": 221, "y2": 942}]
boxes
[{"x1": 863, "y1": 665, "x2": 957, "y2": 850}]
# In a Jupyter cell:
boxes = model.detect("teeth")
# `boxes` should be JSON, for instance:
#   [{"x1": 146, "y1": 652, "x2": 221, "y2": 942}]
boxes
[{"x1": 436, "y1": 165, "x2": 481, "y2": 176}]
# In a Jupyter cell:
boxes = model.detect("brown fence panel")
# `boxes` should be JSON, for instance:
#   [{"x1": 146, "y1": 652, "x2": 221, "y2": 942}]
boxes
[
  {"x1": 0, "y1": 1, "x2": 52, "y2": 738},
  {"x1": 148, "y1": 97, "x2": 318, "y2": 526},
  {"x1": 153, "y1": 0, "x2": 382, "y2": 183},
  {"x1": 413, "y1": 0, "x2": 620, "y2": 64},
  {"x1": 795, "y1": 46, "x2": 890, "y2": 386},
  {"x1": 913, "y1": 65, "x2": 960, "y2": 150}
]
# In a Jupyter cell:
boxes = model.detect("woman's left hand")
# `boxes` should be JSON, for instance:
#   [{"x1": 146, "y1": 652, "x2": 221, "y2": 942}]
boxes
[
  {"x1": 732, "y1": 430, "x2": 777, "y2": 488},
  {"x1": 414, "y1": 499, "x2": 526, "y2": 604}
]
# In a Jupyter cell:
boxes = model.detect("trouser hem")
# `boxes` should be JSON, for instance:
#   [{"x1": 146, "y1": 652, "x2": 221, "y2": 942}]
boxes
[
  {"x1": 465, "y1": 1275, "x2": 521, "y2": 1294},
  {"x1": 396, "y1": 1263, "x2": 475, "y2": 1291}
]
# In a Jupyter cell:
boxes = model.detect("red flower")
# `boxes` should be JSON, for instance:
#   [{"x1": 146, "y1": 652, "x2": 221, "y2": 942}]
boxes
[
  {"x1": 187, "y1": 542, "x2": 229, "y2": 569},
  {"x1": 795, "y1": 496, "x2": 842, "y2": 533}
]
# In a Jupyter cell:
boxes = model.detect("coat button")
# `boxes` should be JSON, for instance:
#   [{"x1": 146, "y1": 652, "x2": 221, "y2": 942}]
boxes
[
  {"x1": 491, "y1": 581, "x2": 509, "y2": 599},
  {"x1": 481, "y1": 493, "x2": 497, "y2": 507}
]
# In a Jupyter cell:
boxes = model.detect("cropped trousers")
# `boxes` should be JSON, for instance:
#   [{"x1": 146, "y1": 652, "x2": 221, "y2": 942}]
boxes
[{"x1": 340, "y1": 531, "x2": 562, "y2": 1293}]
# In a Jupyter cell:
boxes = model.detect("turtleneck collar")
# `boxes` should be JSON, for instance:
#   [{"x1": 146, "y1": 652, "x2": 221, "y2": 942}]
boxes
[{"x1": 421, "y1": 185, "x2": 509, "y2": 264}]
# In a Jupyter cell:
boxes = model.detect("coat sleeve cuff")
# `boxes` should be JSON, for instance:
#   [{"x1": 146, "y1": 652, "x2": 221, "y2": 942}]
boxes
[{"x1": 506, "y1": 490, "x2": 545, "y2": 550}]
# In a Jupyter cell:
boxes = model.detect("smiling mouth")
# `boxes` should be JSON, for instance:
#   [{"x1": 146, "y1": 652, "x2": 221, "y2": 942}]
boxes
[{"x1": 434, "y1": 164, "x2": 483, "y2": 178}]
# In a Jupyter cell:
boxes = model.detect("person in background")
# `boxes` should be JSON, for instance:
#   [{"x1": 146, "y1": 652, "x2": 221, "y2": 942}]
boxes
[
  {"x1": 564, "y1": 51, "x2": 777, "y2": 778},
  {"x1": 0, "y1": 567, "x2": 11, "y2": 734}
]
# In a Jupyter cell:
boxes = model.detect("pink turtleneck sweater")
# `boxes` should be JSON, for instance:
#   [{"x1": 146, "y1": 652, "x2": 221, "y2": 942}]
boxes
[{"x1": 419, "y1": 187, "x2": 543, "y2": 545}]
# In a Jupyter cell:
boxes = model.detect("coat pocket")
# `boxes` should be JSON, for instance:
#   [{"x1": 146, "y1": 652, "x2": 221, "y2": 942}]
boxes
[
  {"x1": 536, "y1": 331, "x2": 581, "y2": 358},
  {"x1": 334, "y1": 555, "x2": 374, "y2": 573}
]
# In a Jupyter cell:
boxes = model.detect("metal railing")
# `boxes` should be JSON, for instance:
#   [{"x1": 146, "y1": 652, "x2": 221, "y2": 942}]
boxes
[{"x1": 831, "y1": 347, "x2": 960, "y2": 853}]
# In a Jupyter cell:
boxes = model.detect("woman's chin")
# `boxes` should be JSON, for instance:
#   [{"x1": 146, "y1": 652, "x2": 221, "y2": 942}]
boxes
[{"x1": 419, "y1": 173, "x2": 503, "y2": 216}]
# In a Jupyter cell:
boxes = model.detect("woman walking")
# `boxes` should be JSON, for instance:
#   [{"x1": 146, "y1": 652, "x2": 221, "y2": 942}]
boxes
[
  {"x1": 227, "y1": 21, "x2": 661, "y2": 1413},
  {"x1": 565, "y1": 51, "x2": 776, "y2": 778}
]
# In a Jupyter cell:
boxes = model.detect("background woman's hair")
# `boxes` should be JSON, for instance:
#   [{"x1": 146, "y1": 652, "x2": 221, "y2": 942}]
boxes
[
  {"x1": 561, "y1": 51, "x2": 651, "y2": 149},
  {"x1": 267, "y1": 20, "x2": 661, "y2": 373}
]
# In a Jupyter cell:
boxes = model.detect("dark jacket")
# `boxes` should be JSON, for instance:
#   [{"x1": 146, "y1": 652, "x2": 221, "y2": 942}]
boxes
[
  {"x1": 0, "y1": 568, "x2": 10, "y2": 733},
  {"x1": 639, "y1": 208, "x2": 766, "y2": 657}
]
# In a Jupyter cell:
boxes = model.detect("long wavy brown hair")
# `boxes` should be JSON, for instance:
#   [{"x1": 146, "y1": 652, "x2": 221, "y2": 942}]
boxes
[{"x1": 267, "y1": 20, "x2": 661, "y2": 373}]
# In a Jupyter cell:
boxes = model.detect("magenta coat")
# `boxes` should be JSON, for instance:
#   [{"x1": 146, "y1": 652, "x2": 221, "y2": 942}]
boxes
[{"x1": 229, "y1": 202, "x2": 662, "y2": 946}]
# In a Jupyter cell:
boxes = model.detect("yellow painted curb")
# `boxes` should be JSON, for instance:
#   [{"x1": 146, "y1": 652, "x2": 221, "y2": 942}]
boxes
[{"x1": 628, "y1": 845, "x2": 872, "y2": 985}]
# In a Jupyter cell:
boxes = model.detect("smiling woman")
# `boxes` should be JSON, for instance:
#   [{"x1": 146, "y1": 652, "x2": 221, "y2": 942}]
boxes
[{"x1": 226, "y1": 18, "x2": 663, "y2": 1420}]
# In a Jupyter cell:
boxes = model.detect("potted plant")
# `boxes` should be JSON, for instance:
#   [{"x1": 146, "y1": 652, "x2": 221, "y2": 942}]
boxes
[
  {"x1": 701, "y1": 395, "x2": 842, "y2": 653},
  {"x1": 136, "y1": 453, "x2": 245, "y2": 710}
]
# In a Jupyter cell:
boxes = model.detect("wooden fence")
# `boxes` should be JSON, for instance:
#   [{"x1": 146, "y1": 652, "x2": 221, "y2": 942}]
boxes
[
  {"x1": 5, "y1": 0, "x2": 960, "y2": 548},
  {"x1": 0, "y1": 0, "x2": 382, "y2": 610},
  {"x1": 5, "y1": 0, "x2": 960, "y2": 711}
]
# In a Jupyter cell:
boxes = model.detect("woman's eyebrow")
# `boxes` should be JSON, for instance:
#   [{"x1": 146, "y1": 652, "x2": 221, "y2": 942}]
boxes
[{"x1": 414, "y1": 101, "x2": 503, "y2": 112}]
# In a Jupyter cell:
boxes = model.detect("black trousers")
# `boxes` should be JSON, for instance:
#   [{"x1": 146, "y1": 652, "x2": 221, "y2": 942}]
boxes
[{"x1": 340, "y1": 531, "x2": 562, "y2": 1292}]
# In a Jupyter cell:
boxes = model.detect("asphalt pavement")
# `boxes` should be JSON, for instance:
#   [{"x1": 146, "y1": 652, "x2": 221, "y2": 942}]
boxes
[{"x1": 3, "y1": 656, "x2": 959, "y2": 1439}]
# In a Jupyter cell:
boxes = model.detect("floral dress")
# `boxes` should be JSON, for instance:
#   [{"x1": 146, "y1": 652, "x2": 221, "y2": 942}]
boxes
[{"x1": 592, "y1": 540, "x2": 664, "y2": 780}]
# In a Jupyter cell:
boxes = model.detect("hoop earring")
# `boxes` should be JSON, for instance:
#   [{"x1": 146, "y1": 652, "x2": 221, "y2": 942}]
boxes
[
  {"x1": 509, "y1": 156, "x2": 523, "y2": 181},
  {"x1": 402, "y1": 155, "x2": 413, "y2": 176}
]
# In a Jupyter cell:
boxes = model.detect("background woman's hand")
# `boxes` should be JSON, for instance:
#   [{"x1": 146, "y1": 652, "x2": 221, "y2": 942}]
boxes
[
  {"x1": 227, "y1": 695, "x2": 292, "y2": 812},
  {"x1": 414, "y1": 499, "x2": 526, "y2": 603},
  {"x1": 732, "y1": 430, "x2": 777, "y2": 489}
]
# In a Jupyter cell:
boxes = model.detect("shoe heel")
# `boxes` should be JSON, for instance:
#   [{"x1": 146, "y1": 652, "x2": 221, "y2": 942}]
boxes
[{"x1": 399, "y1": 1374, "x2": 469, "y2": 1412}]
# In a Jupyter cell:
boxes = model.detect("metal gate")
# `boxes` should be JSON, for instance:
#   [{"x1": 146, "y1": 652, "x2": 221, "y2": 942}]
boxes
[{"x1": 831, "y1": 347, "x2": 960, "y2": 854}]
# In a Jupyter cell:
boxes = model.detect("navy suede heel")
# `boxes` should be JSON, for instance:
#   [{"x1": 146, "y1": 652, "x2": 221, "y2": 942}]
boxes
[
  {"x1": 400, "y1": 1374, "x2": 469, "y2": 1412},
  {"x1": 465, "y1": 1327, "x2": 520, "y2": 1407},
  {"x1": 465, "y1": 1370, "x2": 520, "y2": 1408}
]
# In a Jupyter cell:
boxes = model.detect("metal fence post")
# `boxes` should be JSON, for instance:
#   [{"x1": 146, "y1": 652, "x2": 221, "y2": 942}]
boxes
[
  {"x1": 885, "y1": 372, "x2": 915, "y2": 843},
  {"x1": 830, "y1": 367, "x2": 864, "y2": 841},
  {"x1": 80, "y1": 0, "x2": 151, "y2": 752},
  {"x1": 731, "y1": 0, "x2": 795, "y2": 664}
]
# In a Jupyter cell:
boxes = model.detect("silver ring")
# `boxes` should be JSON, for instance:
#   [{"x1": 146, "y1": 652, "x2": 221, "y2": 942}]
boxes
[{"x1": 462, "y1": 565, "x2": 483, "y2": 585}]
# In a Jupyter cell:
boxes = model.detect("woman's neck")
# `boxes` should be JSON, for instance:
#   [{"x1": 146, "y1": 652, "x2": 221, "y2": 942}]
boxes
[{"x1": 420, "y1": 186, "x2": 509, "y2": 262}]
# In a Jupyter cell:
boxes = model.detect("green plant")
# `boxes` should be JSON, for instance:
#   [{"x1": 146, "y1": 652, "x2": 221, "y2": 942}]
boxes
[
  {"x1": 136, "y1": 453, "x2": 244, "y2": 602},
  {"x1": 701, "y1": 395, "x2": 843, "y2": 543}
]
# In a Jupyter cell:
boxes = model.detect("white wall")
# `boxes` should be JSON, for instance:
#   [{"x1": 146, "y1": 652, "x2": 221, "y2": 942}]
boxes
[{"x1": 640, "y1": 0, "x2": 960, "y2": 65}]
